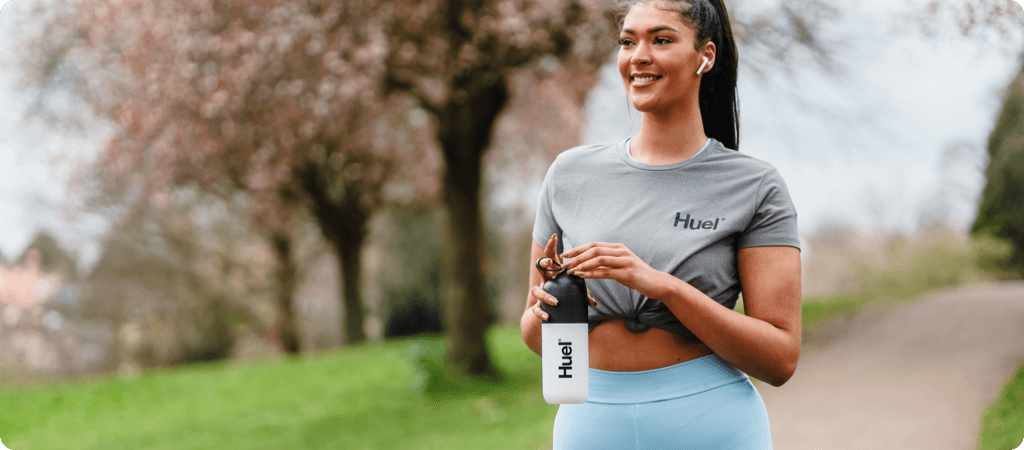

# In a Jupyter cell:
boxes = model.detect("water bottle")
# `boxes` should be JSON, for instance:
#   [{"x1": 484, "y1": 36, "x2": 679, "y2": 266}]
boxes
[{"x1": 538, "y1": 261, "x2": 589, "y2": 404}]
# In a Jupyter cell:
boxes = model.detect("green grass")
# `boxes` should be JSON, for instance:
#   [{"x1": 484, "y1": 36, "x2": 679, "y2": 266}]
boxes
[
  {"x1": 0, "y1": 325, "x2": 557, "y2": 450},
  {"x1": 977, "y1": 363, "x2": 1024, "y2": 450},
  {"x1": 800, "y1": 295, "x2": 866, "y2": 329}
]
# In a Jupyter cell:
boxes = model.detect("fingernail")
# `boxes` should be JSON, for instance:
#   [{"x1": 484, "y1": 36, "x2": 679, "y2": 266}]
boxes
[{"x1": 550, "y1": 298, "x2": 558, "y2": 305}]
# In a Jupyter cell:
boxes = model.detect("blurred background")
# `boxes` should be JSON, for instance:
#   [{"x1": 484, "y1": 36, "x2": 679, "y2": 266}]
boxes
[{"x1": 0, "y1": 0, "x2": 1022, "y2": 448}]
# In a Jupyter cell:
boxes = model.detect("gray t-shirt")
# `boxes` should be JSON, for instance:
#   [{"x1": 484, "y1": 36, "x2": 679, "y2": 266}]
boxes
[{"x1": 533, "y1": 138, "x2": 800, "y2": 341}]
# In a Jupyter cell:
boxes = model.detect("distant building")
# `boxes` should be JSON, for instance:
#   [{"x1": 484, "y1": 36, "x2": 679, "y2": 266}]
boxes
[{"x1": 0, "y1": 231, "x2": 118, "y2": 381}]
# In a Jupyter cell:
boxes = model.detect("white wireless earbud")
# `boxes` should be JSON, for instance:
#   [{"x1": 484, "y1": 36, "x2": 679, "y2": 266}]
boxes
[{"x1": 696, "y1": 56, "x2": 709, "y2": 75}]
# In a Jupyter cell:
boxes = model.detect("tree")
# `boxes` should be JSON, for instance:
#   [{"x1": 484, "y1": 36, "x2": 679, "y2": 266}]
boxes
[
  {"x1": 974, "y1": 63, "x2": 1024, "y2": 274},
  {"x1": 17, "y1": 0, "x2": 434, "y2": 350},
  {"x1": 85, "y1": 193, "x2": 239, "y2": 369},
  {"x1": 919, "y1": 0, "x2": 1024, "y2": 274},
  {"x1": 380, "y1": 0, "x2": 613, "y2": 378}
]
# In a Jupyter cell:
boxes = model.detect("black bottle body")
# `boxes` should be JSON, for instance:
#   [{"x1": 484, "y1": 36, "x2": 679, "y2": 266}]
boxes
[{"x1": 539, "y1": 271, "x2": 588, "y2": 324}]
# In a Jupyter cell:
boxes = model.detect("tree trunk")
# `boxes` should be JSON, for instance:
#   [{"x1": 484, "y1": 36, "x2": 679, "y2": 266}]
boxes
[
  {"x1": 298, "y1": 162, "x2": 372, "y2": 346},
  {"x1": 270, "y1": 232, "x2": 301, "y2": 354},
  {"x1": 336, "y1": 230, "x2": 367, "y2": 345},
  {"x1": 435, "y1": 78, "x2": 508, "y2": 379}
]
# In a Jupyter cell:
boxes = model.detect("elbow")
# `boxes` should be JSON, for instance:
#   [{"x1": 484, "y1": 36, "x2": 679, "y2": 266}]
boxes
[
  {"x1": 765, "y1": 364, "x2": 795, "y2": 387},
  {"x1": 765, "y1": 350, "x2": 799, "y2": 387}
]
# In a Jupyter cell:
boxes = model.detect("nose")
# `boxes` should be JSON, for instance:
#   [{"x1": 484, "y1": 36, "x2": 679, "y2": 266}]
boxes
[{"x1": 632, "y1": 41, "x2": 652, "y2": 66}]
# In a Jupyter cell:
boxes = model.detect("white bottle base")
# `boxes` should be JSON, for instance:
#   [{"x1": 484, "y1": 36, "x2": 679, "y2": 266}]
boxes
[{"x1": 542, "y1": 323, "x2": 589, "y2": 404}]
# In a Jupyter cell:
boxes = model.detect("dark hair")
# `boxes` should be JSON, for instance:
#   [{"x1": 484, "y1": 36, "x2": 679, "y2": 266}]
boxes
[{"x1": 617, "y1": 0, "x2": 740, "y2": 150}]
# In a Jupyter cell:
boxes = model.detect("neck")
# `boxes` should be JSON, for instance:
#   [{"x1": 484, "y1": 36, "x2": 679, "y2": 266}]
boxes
[{"x1": 633, "y1": 100, "x2": 707, "y2": 165}]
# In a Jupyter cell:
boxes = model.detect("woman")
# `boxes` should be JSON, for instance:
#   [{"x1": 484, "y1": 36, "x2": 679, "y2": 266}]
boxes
[{"x1": 519, "y1": 0, "x2": 801, "y2": 448}]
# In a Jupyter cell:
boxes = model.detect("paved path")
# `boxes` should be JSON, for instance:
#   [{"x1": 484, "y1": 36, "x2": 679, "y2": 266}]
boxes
[{"x1": 758, "y1": 282, "x2": 1024, "y2": 450}]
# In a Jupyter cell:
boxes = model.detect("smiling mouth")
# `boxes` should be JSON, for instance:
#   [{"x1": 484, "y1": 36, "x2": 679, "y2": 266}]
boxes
[{"x1": 631, "y1": 75, "x2": 662, "y2": 83}]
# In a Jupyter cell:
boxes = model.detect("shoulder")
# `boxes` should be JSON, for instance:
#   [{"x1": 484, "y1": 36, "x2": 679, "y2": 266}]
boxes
[
  {"x1": 701, "y1": 140, "x2": 781, "y2": 175},
  {"x1": 542, "y1": 140, "x2": 622, "y2": 188},
  {"x1": 699, "y1": 140, "x2": 792, "y2": 189},
  {"x1": 550, "y1": 140, "x2": 620, "y2": 170}
]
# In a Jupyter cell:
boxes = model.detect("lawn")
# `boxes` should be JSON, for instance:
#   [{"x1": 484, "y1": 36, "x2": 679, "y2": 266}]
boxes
[{"x1": 0, "y1": 325, "x2": 555, "y2": 450}]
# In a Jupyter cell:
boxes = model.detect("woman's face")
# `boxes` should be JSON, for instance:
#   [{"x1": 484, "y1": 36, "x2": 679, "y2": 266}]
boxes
[{"x1": 617, "y1": 2, "x2": 712, "y2": 115}]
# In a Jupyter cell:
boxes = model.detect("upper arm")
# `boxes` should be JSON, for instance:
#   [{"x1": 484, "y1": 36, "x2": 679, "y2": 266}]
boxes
[
  {"x1": 736, "y1": 166, "x2": 800, "y2": 333},
  {"x1": 737, "y1": 246, "x2": 801, "y2": 336}
]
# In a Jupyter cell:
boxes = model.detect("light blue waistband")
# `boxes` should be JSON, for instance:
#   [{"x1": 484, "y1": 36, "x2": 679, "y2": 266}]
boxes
[{"x1": 586, "y1": 353, "x2": 749, "y2": 404}]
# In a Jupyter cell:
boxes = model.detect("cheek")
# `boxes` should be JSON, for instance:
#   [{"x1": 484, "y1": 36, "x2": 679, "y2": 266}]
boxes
[{"x1": 616, "y1": 52, "x2": 630, "y2": 82}]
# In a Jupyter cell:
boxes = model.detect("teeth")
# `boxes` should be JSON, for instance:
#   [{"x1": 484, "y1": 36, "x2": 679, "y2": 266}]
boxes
[{"x1": 633, "y1": 76, "x2": 658, "y2": 83}]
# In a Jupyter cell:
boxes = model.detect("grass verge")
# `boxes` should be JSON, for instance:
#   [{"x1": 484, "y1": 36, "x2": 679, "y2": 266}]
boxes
[
  {"x1": 976, "y1": 363, "x2": 1024, "y2": 450},
  {"x1": 0, "y1": 325, "x2": 555, "y2": 450}
]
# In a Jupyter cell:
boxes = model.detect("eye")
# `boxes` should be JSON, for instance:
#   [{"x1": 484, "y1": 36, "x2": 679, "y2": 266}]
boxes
[
  {"x1": 654, "y1": 37, "x2": 672, "y2": 45},
  {"x1": 617, "y1": 38, "x2": 634, "y2": 46}
]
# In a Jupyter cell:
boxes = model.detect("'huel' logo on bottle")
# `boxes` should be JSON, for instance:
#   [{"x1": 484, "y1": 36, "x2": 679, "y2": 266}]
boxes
[
  {"x1": 674, "y1": 213, "x2": 725, "y2": 230},
  {"x1": 558, "y1": 339, "x2": 573, "y2": 378}
]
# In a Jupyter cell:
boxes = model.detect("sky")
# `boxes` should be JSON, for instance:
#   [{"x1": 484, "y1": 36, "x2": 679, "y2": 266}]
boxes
[{"x1": 0, "y1": 0, "x2": 1022, "y2": 270}]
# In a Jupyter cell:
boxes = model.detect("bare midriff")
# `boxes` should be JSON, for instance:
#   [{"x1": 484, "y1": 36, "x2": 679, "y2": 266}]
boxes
[{"x1": 589, "y1": 318, "x2": 714, "y2": 372}]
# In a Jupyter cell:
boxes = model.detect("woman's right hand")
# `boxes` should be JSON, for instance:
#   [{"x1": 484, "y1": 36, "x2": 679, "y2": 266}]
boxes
[{"x1": 529, "y1": 234, "x2": 596, "y2": 322}]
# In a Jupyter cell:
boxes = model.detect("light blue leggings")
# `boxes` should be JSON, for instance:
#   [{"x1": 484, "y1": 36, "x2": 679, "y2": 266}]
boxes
[{"x1": 552, "y1": 353, "x2": 773, "y2": 449}]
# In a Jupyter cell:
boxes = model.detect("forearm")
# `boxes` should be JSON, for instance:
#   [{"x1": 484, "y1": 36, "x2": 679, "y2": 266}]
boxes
[
  {"x1": 521, "y1": 299, "x2": 543, "y2": 357},
  {"x1": 656, "y1": 272, "x2": 799, "y2": 386}
]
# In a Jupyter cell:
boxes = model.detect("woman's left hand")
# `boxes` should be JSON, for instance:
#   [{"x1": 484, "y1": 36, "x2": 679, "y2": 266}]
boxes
[{"x1": 560, "y1": 242, "x2": 668, "y2": 299}]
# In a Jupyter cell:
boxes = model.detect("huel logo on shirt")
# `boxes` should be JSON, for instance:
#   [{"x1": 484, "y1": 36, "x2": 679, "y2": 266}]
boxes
[{"x1": 674, "y1": 212, "x2": 725, "y2": 230}]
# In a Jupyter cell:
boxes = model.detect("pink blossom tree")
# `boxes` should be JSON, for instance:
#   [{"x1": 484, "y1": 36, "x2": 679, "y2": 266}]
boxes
[{"x1": 18, "y1": 0, "x2": 433, "y2": 351}]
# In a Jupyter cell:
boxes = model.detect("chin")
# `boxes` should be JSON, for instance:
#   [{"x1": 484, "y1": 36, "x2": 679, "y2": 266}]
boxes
[{"x1": 628, "y1": 99, "x2": 664, "y2": 114}]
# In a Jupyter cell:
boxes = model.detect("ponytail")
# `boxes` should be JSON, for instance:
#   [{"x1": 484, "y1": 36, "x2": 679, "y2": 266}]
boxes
[
  {"x1": 617, "y1": 0, "x2": 741, "y2": 150},
  {"x1": 692, "y1": 0, "x2": 739, "y2": 150}
]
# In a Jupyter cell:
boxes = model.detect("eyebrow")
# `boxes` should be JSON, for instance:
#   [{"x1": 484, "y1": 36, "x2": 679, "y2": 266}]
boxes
[{"x1": 620, "y1": 25, "x2": 682, "y2": 35}]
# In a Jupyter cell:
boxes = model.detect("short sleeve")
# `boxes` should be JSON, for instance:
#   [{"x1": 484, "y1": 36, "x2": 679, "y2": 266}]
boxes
[
  {"x1": 737, "y1": 167, "x2": 801, "y2": 249},
  {"x1": 532, "y1": 160, "x2": 564, "y2": 251}
]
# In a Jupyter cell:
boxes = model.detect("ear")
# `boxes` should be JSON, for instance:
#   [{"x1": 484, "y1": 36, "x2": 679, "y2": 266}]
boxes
[{"x1": 699, "y1": 41, "x2": 717, "y2": 74}]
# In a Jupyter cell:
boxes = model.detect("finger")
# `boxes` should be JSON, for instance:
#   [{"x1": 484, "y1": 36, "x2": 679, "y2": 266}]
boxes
[
  {"x1": 560, "y1": 241, "x2": 596, "y2": 260},
  {"x1": 587, "y1": 289, "x2": 598, "y2": 307},
  {"x1": 533, "y1": 303, "x2": 550, "y2": 321},
  {"x1": 531, "y1": 286, "x2": 558, "y2": 306},
  {"x1": 563, "y1": 246, "x2": 630, "y2": 269},
  {"x1": 575, "y1": 268, "x2": 610, "y2": 279},
  {"x1": 570, "y1": 255, "x2": 631, "y2": 274},
  {"x1": 561, "y1": 242, "x2": 627, "y2": 260},
  {"x1": 544, "y1": 234, "x2": 563, "y2": 267},
  {"x1": 552, "y1": 235, "x2": 565, "y2": 267}
]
